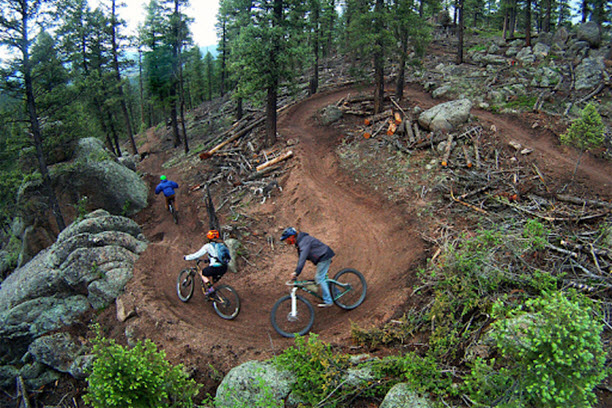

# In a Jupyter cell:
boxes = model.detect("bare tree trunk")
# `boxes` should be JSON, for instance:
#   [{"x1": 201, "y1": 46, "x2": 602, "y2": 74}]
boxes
[
  {"x1": 265, "y1": 85, "x2": 278, "y2": 147},
  {"x1": 525, "y1": 0, "x2": 532, "y2": 46},
  {"x1": 395, "y1": 31, "x2": 407, "y2": 100},
  {"x1": 21, "y1": 17, "x2": 65, "y2": 231},
  {"x1": 111, "y1": 0, "x2": 138, "y2": 156},
  {"x1": 457, "y1": 0, "x2": 464, "y2": 64},
  {"x1": 373, "y1": 0, "x2": 385, "y2": 114}
]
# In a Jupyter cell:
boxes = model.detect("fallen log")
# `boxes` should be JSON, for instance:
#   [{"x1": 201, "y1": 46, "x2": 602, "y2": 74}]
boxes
[
  {"x1": 200, "y1": 116, "x2": 266, "y2": 159},
  {"x1": 555, "y1": 194, "x2": 612, "y2": 210},
  {"x1": 255, "y1": 150, "x2": 293, "y2": 172}
]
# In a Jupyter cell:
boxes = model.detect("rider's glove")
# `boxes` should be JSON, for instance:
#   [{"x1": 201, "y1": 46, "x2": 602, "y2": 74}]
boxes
[{"x1": 183, "y1": 256, "x2": 187, "y2": 260}]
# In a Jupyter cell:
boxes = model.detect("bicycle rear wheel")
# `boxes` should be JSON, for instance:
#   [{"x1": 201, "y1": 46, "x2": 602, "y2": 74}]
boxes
[
  {"x1": 330, "y1": 268, "x2": 367, "y2": 310},
  {"x1": 169, "y1": 203, "x2": 179, "y2": 224},
  {"x1": 177, "y1": 268, "x2": 195, "y2": 302},
  {"x1": 270, "y1": 295, "x2": 314, "y2": 338},
  {"x1": 212, "y1": 284, "x2": 240, "y2": 320}
]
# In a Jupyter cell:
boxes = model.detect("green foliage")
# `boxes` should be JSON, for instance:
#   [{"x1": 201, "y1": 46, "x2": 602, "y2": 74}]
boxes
[
  {"x1": 74, "y1": 196, "x2": 89, "y2": 220},
  {"x1": 465, "y1": 291, "x2": 607, "y2": 407},
  {"x1": 560, "y1": 103, "x2": 606, "y2": 152},
  {"x1": 521, "y1": 218, "x2": 549, "y2": 250},
  {"x1": 504, "y1": 94, "x2": 538, "y2": 110},
  {"x1": 84, "y1": 325, "x2": 201, "y2": 408},
  {"x1": 369, "y1": 352, "x2": 456, "y2": 399},
  {"x1": 274, "y1": 334, "x2": 350, "y2": 407}
]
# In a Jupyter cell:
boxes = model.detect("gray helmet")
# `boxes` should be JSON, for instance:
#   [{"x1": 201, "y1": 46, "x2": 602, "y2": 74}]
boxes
[{"x1": 280, "y1": 227, "x2": 297, "y2": 241}]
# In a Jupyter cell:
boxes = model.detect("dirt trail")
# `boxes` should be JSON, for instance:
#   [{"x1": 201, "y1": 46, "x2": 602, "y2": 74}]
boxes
[
  {"x1": 119, "y1": 88, "x2": 425, "y2": 385},
  {"x1": 113, "y1": 85, "x2": 612, "y2": 393}
]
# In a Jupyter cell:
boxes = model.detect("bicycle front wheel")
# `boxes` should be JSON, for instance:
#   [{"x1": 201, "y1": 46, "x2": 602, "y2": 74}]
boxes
[
  {"x1": 177, "y1": 268, "x2": 195, "y2": 302},
  {"x1": 212, "y1": 285, "x2": 240, "y2": 320},
  {"x1": 330, "y1": 268, "x2": 367, "y2": 310},
  {"x1": 270, "y1": 295, "x2": 314, "y2": 338}
]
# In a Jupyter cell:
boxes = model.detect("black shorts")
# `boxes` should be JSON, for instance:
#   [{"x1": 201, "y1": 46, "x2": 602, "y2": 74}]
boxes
[{"x1": 201, "y1": 264, "x2": 228, "y2": 282}]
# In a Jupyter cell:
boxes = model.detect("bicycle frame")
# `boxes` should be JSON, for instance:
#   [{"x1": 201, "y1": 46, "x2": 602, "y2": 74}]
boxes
[{"x1": 293, "y1": 278, "x2": 350, "y2": 302}]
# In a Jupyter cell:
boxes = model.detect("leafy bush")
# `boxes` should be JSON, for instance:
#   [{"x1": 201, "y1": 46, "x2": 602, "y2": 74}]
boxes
[
  {"x1": 274, "y1": 334, "x2": 351, "y2": 407},
  {"x1": 465, "y1": 291, "x2": 607, "y2": 407},
  {"x1": 84, "y1": 326, "x2": 201, "y2": 408},
  {"x1": 560, "y1": 103, "x2": 606, "y2": 152},
  {"x1": 369, "y1": 352, "x2": 456, "y2": 400}
]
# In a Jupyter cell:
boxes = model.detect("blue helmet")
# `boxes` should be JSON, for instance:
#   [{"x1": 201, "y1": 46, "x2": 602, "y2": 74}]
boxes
[{"x1": 280, "y1": 227, "x2": 297, "y2": 241}]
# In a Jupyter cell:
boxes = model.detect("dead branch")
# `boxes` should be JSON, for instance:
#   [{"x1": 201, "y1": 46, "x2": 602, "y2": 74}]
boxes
[
  {"x1": 450, "y1": 188, "x2": 488, "y2": 214},
  {"x1": 555, "y1": 194, "x2": 612, "y2": 210},
  {"x1": 255, "y1": 150, "x2": 293, "y2": 172}
]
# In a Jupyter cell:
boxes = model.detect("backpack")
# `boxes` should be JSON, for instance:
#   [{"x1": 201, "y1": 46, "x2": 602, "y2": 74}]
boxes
[{"x1": 215, "y1": 242, "x2": 231, "y2": 265}]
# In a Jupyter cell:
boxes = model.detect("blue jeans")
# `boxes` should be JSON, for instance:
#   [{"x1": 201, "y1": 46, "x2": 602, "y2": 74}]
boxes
[{"x1": 316, "y1": 258, "x2": 333, "y2": 304}]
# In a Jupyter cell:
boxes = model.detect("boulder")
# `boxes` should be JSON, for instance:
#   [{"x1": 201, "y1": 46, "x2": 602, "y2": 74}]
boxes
[
  {"x1": 576, "y1": 21, "x2": 601, "y2": 48},
  {"x1": 379, "y1": 382, "x2": 434, "y2": 408},
  {"x1": 215, "y1": 360, "x2": 295, "y2": 407},
  {"x1": 418, "y1": 99, "x2": 473, "y2": 132},
  {"x1": 0, "y1": 210, "x2": 147, "y2": 387},
  {"x1": 574, "y1": 56, "x2": 606, "y2": 90},
  {"x1": 55, "y1": 137, "x2": 148, "y2": 216}
]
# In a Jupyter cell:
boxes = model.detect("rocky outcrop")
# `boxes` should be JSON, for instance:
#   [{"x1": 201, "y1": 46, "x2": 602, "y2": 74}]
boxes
[
  {"x1": 11, "y1": 137, "x2": 148, "y2": 268},
  {"x1": 55, "y1": 137, "x2": 148, "y2": 216},
  {"x1": 0, "y1": 209, "x2": 146, "y2": 389},
  {"x1": 215, "y1": 357, "x2": 434, "y2": 407}
]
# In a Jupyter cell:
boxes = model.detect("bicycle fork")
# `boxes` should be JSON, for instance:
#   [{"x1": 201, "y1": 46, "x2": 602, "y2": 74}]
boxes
[{"x1": 289, "y1": 287, "x2": 299, "y2": 320}]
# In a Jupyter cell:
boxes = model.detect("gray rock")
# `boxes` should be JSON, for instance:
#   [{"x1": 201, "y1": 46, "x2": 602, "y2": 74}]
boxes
[
  {"x1": 0, "y1": 210, "x2": 147, "y2": 385},
  {"x1": 215, "y1": 360, "x2": 295, "y2": 407},
  {"x1": 418, "y1": 99, "x2": 473, "y2": 132},
  {"x1": 379, "y1": 382, "x2": 433, "y2": 408},
  {"x1": 319, "y1": 105, "x2": 343, "y2": 125},
  {"x1": 57, "y1": 138, "x2": 148, "y2": 216},
  {"x1": 28, "y1": 332, "x2": 85, "y2": 373},
  {"x1": 553, "y1": 26, "x2": 570, "y2": 45},
  {"x1": 225, "y1": 238, "x2": 241, "y2": 274},
  {"x1": 577, "y1": 21, "x2": 601, "y2": 48},
  {"x1": 574, "y1": 57, "x2": 605, "y2": 90}
]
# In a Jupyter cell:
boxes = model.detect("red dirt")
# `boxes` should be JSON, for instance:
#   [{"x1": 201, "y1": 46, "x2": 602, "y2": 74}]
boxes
[{"x1": 99, "y1": 85, "x2": 612, "y2": 400}]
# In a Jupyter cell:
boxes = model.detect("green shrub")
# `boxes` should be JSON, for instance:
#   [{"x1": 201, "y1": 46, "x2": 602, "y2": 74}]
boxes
[
  {"x1": 84, "y1": 326, "x2": 201, "y2": 408},
  {"x1": 465, "y1": 291, "x2": 607, "y2": 407},
  {"x1": 274, "y1": 334, "x2": 351, "y2": 407},
  {"x1": 370, "y1": 352, "x2": 456, "y2": 400},
  {"x1": 560, "y1": 103, "x2": 606, "y2": 152}
]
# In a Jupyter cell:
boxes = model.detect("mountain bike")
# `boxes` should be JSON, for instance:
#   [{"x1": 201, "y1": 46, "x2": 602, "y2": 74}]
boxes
[
  {"x1": 176, "y1": 260, "x2": 240, "y2": 320},
  {"x1": 270, "y1": 268, "x2": 367, "y2": 338},
  {"x1": 168, "y1": 197, "x2": 179, "y2": 224}
]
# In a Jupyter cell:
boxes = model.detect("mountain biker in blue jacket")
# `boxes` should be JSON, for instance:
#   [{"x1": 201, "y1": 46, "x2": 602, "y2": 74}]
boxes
[
  {"x1": 184, "y1": 229, "x2": 229, "y2": 296},
  {"x1": 280, "y1": 227, "x2": 335, "y2": 308},
  {"x1": 155, "y1": 175, "x2": 179, "y2": 211}
]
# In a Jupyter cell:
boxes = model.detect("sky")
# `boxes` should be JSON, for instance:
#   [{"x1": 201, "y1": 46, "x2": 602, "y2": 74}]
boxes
[{"x1": 92, "y1": 0, "x2": 220, "y2": 48}]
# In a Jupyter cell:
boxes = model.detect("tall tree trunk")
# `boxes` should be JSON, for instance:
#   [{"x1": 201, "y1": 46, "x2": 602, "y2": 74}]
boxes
[
  {"x1": 236, "y1": 98, "x2": 243, "y2": 121},
  {"x1": 21, "y1": 16, "x2": 65, "y2": 231},
  {"x1": 265, "y1": 85, "x2": 277, "y2": 147},
  {"x1": 525, "y1": 0, "x2": 532, "y2": 46},
  {"x1": 581, "y1": 0, "x2": 588, "y2": 23},
  {"x1": 543, "y1": 0, "x2": 551, "y2": 32},
  {"x1": 169, "y1": 0, "x2": 181, "y2": 148},
  {"x1": 457, "y1": 0, "x2": 464, "y2": 64},
  {"x1": 309, "y1": 4, "x2": 320, "y2": 96},
  {"x1": 395, "y1": 30, "x2": 408, "y2": 100},
  {"x1": 220, "y1": 21, "x2": 227, "y2": 97},
  {"x1": 373, "y1": 0, "x2": 385, "y2": 114},
  {"x1": 111, "y1": 0, "x2": 138, "y2": 156}
]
